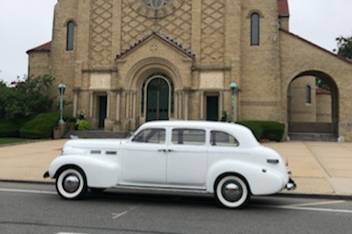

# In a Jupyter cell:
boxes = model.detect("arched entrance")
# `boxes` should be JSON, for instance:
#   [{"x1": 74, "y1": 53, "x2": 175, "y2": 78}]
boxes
[
  {"x1": 143, "y1": 75, "x2": 172, "y2": 122},
  {"x1": 287, "y1": 71, "x2": 339, "y2": 140}
]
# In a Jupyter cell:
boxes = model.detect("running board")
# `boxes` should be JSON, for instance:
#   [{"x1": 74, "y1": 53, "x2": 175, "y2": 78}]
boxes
[{"x1": 112, "y1": 185, "x2": 209, "y2": 194}]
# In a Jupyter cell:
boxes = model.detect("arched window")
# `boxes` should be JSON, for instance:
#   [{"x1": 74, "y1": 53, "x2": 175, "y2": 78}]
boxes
[
  {"x1": 306, "y1": 85, "x2": 312, "y2": 104},
  {"x1": 250, "y1": 13, "x2": 260, "y2": 46},
  {"x1": 66, "y1": 21, "x2": 76, "y2": 51}
]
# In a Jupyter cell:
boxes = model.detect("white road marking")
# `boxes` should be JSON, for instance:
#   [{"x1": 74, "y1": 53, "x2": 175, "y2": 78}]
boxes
[
  {"x1": 288, "y1": 200, "x2": 346, "y2": 207},
  {"x1": 267, "y1": 205, "x2": 352, "y2": 214},
  {"x1": 112, "y1": 206, "x2": 138, "y2": 220},
  {"x1": 57, "y1": 232, "x2": 88, "y2": 234},
  {"x1": 0, "y1": 188, "x2": 56, "y2": 195}
]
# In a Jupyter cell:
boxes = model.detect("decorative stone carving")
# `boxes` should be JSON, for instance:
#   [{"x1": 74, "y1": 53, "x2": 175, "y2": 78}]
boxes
[
  {"x1": 121, "y1": 0, "x2": 192, "y2": 51},
  {"x1": 89, "y1": 0, "x2": 113, "y2": 67},
  {"x1": 201, "y1": 0, "x2": 226, "y2": 64}
]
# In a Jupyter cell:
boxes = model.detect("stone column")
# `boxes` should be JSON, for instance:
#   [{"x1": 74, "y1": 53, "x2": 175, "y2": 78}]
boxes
[
  {"x1": 184, "y1": 91, "x2": 189, "y2": 120},
  {"x1": 73, "y1": 88, "x2": 80, "y2": 118},
  {"x1": 200, "y1": 91, "x2": 204, "y2": 120},
  {"x1": 115, "y1": 91, "x2": 121, "y2": 122},
  {"x1": 89, "y1": 91, "x2": 94, "y2": 118}
]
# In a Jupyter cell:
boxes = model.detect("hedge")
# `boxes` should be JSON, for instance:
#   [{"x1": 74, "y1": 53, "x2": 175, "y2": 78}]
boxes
[
  {"x1": 237, "y1": 121, "x2": 285, "y2": 142},
  {"x1": 0, "y1": 117, "x2": 32, "y2": 137},
  {"x1": 20, "y1": 112, "x2": 60, "y2": 139}
]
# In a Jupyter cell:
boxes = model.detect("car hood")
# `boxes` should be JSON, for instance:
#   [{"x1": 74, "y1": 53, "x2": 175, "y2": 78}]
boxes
[{"x1": 62, "y1": 139, "x2": 128, "y2": 155}]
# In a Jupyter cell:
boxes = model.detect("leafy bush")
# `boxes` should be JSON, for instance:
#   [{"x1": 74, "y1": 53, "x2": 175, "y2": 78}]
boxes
[
  {"x1": 0, "y1": 117, "x2": 33, "y2": 137},
  {"x1": 78, "y1": 120, "x2": 91, "y2": 131},
  {"x1": 20, "y1": 112, "x2": 60, "y2": 139},
  {"x1": 237, "y1": 121, "x2": 285, "y2": 142},
  {"x1": 0, "y1": 75, "x2": 54, "y2": 120}
]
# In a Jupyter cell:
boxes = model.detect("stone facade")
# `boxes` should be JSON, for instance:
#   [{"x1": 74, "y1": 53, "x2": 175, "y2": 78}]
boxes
[
  {"x1": 289, "y1": 77, "x2": 332, "y2": 123},
  {"x1": 27, "y1": 0, "x2": 352, "y2": 141}
]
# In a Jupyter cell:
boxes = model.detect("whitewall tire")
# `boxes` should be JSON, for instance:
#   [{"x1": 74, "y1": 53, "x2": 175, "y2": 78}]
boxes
[
  {"x1": 56, "y1": 168, "x2": 87, "y2": 200},
  {"x1": 215, "y1": 175, "x2": 250, "y2": 209}
]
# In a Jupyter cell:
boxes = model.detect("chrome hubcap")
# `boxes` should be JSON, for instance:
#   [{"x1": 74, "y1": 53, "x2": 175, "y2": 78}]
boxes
[
  {"x1": 63, "y1": 175, "x2": 80, "y2": 193},
  {"x1": 221, "y1": 181, "x2": 243, "y2": 202}
]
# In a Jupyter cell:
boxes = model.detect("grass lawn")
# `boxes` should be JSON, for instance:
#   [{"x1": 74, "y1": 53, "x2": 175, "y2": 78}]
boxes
[{"x1": 0, "y1": 138, "x2": 31, "y2": 146}]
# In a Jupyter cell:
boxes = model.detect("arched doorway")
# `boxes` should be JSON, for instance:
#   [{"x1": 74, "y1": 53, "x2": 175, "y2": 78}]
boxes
[
  {"x1": 143, "y1": 75, "x2": 172, "y2": 122},
  {"x1": 287, "y1": 71, "x2": 339, "y2": 140}
]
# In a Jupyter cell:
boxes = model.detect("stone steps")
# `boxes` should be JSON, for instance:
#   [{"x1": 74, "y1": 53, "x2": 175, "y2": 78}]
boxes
[{"x1": 288, "y1": 132, "x2": 337, "y2": 142}]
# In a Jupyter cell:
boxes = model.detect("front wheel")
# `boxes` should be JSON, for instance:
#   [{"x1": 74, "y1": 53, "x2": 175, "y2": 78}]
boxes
[
  {"x1": 215, "y1": 175, "x2": 250, "y2": 209},
  {"x1": 56, "y1": 168, "x2": 87, "y2": 200}
]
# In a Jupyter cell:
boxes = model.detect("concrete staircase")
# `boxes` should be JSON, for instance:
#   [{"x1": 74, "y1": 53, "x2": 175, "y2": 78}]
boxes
[
  {"x1": 288, "y1": 132, "x2": 337, "y2": 142},
  {"x1": 64, "y1": 130, "x2": 128, "y2": 139}
]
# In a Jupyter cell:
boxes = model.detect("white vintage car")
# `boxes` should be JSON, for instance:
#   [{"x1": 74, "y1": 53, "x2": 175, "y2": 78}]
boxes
[{"x1": 44, "y1": 121, "x2": 296, "y2": 208}]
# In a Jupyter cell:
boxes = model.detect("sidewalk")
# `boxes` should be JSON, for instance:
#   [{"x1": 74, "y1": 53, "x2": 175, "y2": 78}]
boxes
[{"x1": 0, "y1": 140, "x2": 351, "y2": 196}]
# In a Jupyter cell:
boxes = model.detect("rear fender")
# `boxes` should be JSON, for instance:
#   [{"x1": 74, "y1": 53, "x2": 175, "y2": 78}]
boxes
[
  {"x1": 207, "y1": 160, "x2": 286, "y2": 195},
  {"x1": 48, "y1": 155, "x2": 120, "y2": 188}
]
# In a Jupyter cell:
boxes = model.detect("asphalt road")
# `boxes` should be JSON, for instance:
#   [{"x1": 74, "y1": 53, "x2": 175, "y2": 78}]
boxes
[{"x1": 0, "y1": 182, "x2": 351, "y2": 234}]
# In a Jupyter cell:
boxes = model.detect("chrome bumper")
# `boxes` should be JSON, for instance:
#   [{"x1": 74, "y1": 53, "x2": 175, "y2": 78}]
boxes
[
  {"x1": 43, "y1": 171, "x2": 50, "y2": 178},
  {"x1": 285, "y1": 178, "x2": 297, "y2": 191}
]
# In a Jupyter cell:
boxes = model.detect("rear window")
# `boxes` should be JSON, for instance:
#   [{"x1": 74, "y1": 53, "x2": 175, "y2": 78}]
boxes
[
  {"x1": 210, "y1": 131, "x2": 239, "y2": 147},
  {"x1": 172, "y1": 129, "x2": 206, "y2": 145}
]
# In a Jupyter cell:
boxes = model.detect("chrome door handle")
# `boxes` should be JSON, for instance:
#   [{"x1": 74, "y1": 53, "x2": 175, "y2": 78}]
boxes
[{"x1": 157, "y1": 149, "x2": 175, "y2": 153}]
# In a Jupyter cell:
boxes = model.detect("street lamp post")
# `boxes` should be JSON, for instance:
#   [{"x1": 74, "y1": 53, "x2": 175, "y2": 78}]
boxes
[
  {"x1": 230, "y1": 81, "x2": 239, "y2": 122},
  {"x1": 58, "y1": 83, "x2": 66, "y2": 125}
]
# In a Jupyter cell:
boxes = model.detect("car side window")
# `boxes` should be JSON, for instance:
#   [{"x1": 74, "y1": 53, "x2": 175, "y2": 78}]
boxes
[
  {"x1": 172, "y1": 129, "x2": 206, "y2": 145},
  {"x1": 210, "y1": 131, "x2": 239, "y2": 147},
  {"x1": 132, "y1": 128, "x2": 166, "y2": 144}
]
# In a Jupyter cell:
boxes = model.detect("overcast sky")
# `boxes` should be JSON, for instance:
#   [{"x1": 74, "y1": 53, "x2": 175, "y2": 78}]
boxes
[{"x1": 0, "y1": 0, "x2": 351, "y2": 83}]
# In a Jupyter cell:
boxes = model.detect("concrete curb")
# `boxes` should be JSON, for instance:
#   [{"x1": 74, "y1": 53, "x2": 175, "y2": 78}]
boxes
[{"x1": 1, "y1": 179, "x2": 351, "y2": 200}]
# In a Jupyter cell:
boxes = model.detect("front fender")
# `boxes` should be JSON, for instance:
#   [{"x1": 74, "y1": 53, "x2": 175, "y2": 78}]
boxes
[
  {"x1": 48, "y1": 155, "x2": 120, "y2": 188},
  {"x1": 207, "y1": 160, "x2": 287, "y2": 195}
]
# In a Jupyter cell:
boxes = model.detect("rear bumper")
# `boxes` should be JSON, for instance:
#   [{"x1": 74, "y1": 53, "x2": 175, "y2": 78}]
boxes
[
  {"x1": 285, "y1": 178, "x2": 297, "y2": 191},
  {"x1": 43, "y1": 171, "x2": 50, "y2": 178}
]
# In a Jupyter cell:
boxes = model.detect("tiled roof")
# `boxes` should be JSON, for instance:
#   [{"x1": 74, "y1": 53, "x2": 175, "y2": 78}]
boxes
[
  {"x1": 116, "y1": 32, "x2": 195, "y2": 60},
  {"x1": 26, "y1": 41, "x2": 51, "y2": 54},
  {"x1": 278, "y1": 0, "x2": 290, "y2": 17}
]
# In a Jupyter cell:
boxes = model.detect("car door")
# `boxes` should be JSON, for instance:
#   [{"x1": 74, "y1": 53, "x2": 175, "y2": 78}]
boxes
[
  {"x1": 120, "y1": 128, "x2": 167, "y2": 186},
  {"x1": 166, "y1": 128, "x2": 208, "y2": 188}
]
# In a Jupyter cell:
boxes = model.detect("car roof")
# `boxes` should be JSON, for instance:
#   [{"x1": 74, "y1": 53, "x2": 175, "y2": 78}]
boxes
[{"x1": 142, "y1": 121, "x2": 246, "y2": 131}]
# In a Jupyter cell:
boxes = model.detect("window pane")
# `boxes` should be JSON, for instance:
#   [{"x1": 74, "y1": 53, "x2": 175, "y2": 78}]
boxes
[
  {"x1": 306, "y1": 85, "x2": 312, "y2": 104},
  {"x1": 66, "y1": 21, "x2": 75, "y2": 51},
  {"x1": 250, "y1": 13, "x2": 260, "y2": 46},
  {"x1": 132, "y1": 128, "x2": 165, "y2": 144},
  {"x1": 172, "y1": 129, "x2": 206, "y2": 145},
  {"x1": 211, "y1": 131, "x2": 239, "y2": 147}
]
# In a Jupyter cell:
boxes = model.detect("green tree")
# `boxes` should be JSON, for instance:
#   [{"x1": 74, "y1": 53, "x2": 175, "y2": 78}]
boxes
[
  {"x1": 335, "y1": 36, "x2": 352, "y2": 60},
  {"x1": 0, "y1": 74, "x2": 55, "y2": 119}
]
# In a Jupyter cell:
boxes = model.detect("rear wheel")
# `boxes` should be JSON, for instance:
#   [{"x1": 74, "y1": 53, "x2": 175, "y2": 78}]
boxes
[
  {"x1": 215, "y1": 175, "x2": 250, "y2": 209},
  {"x1": 56, "y1": 168, "x2": 87, "y2": 200}
]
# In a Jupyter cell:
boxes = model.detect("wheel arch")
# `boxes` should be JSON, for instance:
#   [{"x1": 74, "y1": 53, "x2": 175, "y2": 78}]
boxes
[
  {"x1": 54, "y1": 164, "x2": 86, "y2": 179},
  {"x1": 213, "y1": 172, "x2": 252, "y2": 195}
]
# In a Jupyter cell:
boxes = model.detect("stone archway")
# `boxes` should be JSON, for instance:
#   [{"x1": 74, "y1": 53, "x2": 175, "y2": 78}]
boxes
[{"x1": 287, "y1": 70, "x2": 339, "y2": 140}]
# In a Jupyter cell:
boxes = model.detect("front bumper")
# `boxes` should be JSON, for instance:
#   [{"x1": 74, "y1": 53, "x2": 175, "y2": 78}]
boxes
[{"x1": 285, "y1": 178, "x2": 297, "y2": 191}]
